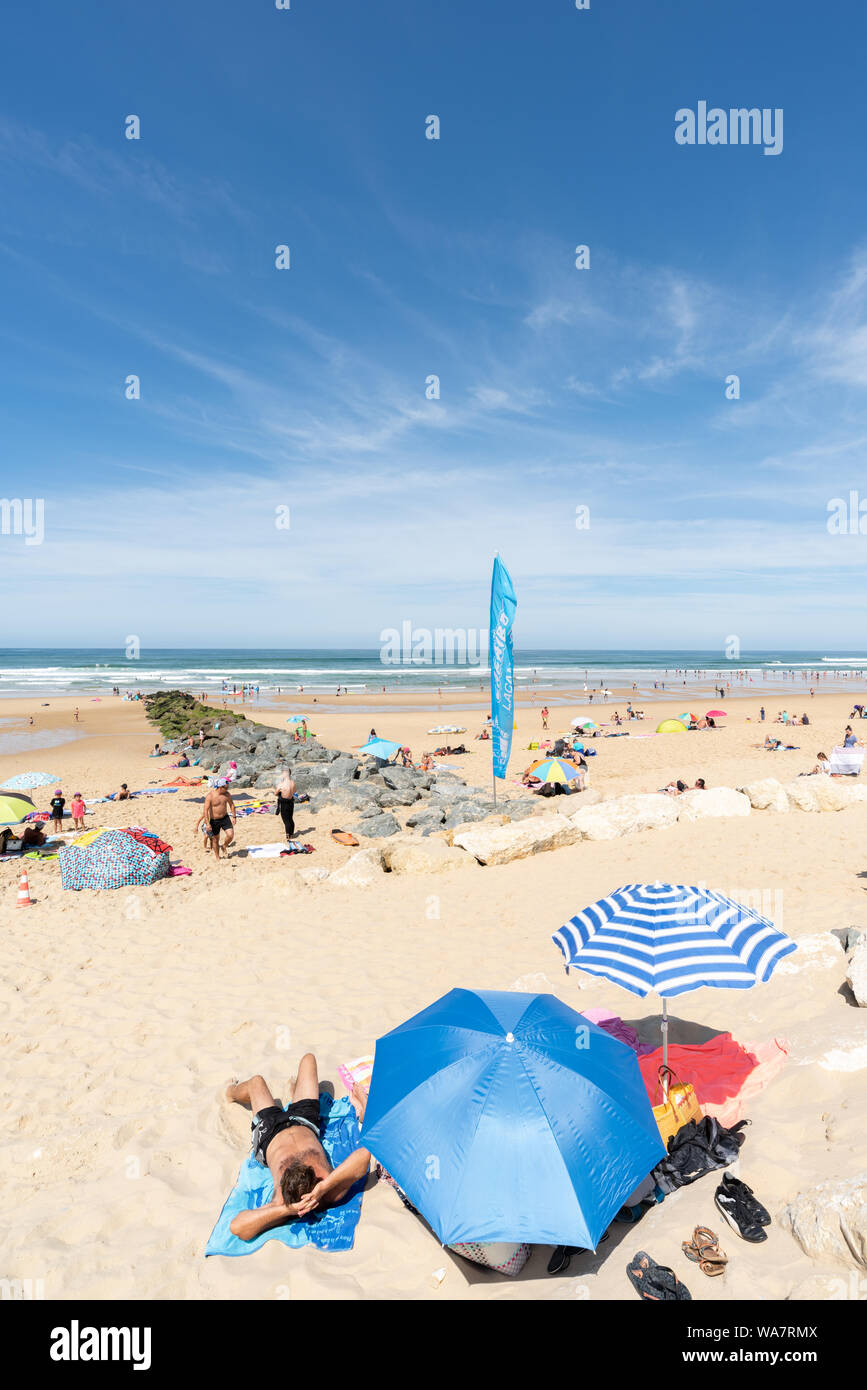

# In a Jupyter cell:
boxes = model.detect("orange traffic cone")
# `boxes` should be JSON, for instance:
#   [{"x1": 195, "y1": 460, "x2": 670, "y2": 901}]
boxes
[{"x1": 16, "y1": 869, "x2": 33, "y2": 907}]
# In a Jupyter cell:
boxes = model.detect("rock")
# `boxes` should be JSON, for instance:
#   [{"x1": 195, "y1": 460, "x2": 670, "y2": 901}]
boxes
[
  {"x1": 784, "y1": 778, "x2": 850, "y2": 812},
  {"x1": 780, "y1": 1175, "x2": 867, "y2": 1270},
  {"x1": 296, "y1": 866, "x2": 330, "y2": 885},
  {"x1": 832, "y1": 927, "x2": 863, "y2": 954},
  {"x1": 406, "y1": 806, "x2": 446, "y2": 831},
  {"x1": 453, "y1": 816, "x2": 583, "y2": 865},
  {"x1": 427, "y1": 783, "x2": 477, "y2": 804},
  {"x1": 381, "y1": 838, "x2": 467, "y2": 874},
  {"x1": 350, "y1": 813, "x2": 402, "y2": 839},
  {"x1": 568, "y1": 805, "x2": 623, "y2": 840},
  {"x1": 443, "y1": 800, "x2": 497, "y2": 828},
  {"x1": 381, "y1": 766, "x2": 430, "y2": 790},
  {"x1": 575, "y1": 793, "x2": 679, "y2": 836},
  {"x1": 327, "y1": 756, "x2": 359, "y2": 783},
  {"x1": 320, "y1": 785, "x2": 383, "y2": 813},
  {"x1": 444, "y1": 814, "x2": 510, "y2": 843},
  {"x1": 738, "y1": 778, "x2": 790, "y2": 812},
  {"x1": 378, "y1": 788, "x2": 421, "y2": 808},
  {"x1": 292, "y1": 767, "x2": 332, "y2": 793},
  {"x1": 297, "y1": 741, "x2": 332, "y2": 763},
  {"x1": 677, "y1": 787, "x2": 751, "y2": 821},
  {"x1": 846, "y1": 937, "x2": 867, "y2": 1006},
  {"x1": 250, "y1": 765, "x2": 282, "y2": 788},
  {"x1": 328, "y1": 848, "x2": 385, "y2": 886}
]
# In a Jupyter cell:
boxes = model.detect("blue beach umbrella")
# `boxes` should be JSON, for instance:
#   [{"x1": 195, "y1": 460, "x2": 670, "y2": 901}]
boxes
[
  {"x1": 2, "y1": 771, "x2": 61, "y2": 790},
  {"x1": 552, "y1": 882, "x2": 796, "y2": 1066},
  {"x1": 360, "y1": 988, "x2": 665, "y2": 1249},
  {"x1": 359, "y1": 738, "x2": 402, "y2": 760}
]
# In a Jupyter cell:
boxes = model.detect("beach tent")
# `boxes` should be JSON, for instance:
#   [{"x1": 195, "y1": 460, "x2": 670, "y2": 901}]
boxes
[
  {"x1": 359, "y1": 738, "x2": 402, "y2": 760},
  {"x1": 572, "y1": 718, "x2": 599, "y2": 731},
  {"x1": 829, "y1": 745, "x2": 864, "y2": 776},
  {"x1": 656, "y1": 718, "x2": 687, "y2": 734},
  {"x1": 360, "y1": 988, "x2": 664, "y2": 1249},
  {"x1": 552, "y1": 882, "x2": 795, "y2": 1066},
  {"x1": 59, "y1": 828, "x2": 172, "y2": 891},
  {"x1": 0, "y1": 791, "x2": 36, "y2": 825}
]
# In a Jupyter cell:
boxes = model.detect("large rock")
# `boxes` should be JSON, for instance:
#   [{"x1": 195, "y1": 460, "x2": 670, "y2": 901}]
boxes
[
  {"x1": 350, "y1": 812, "x2": 402, "y2": 839},
  {"x1": 291, "y1": 767, "x2": 331, "y2": 793},
  {"x1": 677, "y1": 787, "x2": 751, "y2": 821},
  {"x1": 328, "y1": 848, "x2": 385, "y2": 886},
  {"x1": 327, "y1": 756, "x2": 359, "y2": 783},
  {"x1": 784, "y1": 778, "x2": 850, "y2": 812},
  {"x1": 739, "y1": 778, "x2": 790, "y2": 812},
  {"x1": 780, "y1": 1175, "x2": 867, "y2": 1270},
  {"x1": 444, "y1": 814, "x2": 510, "y2": 842},
  {"x1": 320, "y1": 785, "x2": 383, "y2": 813},
  {"x1": 378, "y1": 788, "x2": 421, "y2": 808},
  {"x1": 568, "y1": 805, "x2": 623, "y2": 840},
  {"x1": 406, "y1": 806, "x2": 446, "y2": 832},
  {"x1": 580, "y1": 793, "x2": 679, "y2": 836},
  {"x1": 453, "y1": 816, "x2": 583, "y2": 865},
  {"x1": 443, "y1": 799, "x2": 498, "y2": 829},
  {"x1": 381, "y1": 838, "x2": 467, "y2": 875},
  {"x1": 297, "y1": 741, "x2": 332, "y2": 763},
  {"x1": 381, "y1": 766, "x2": 430, "y2": 791},
  {"x1": 846, "y1": 937, "x2": 867, "y2": 1006}
]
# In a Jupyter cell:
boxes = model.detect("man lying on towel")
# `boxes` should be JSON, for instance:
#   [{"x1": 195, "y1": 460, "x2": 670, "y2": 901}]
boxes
[{"x1": 226, "y1": 1054, "x2": 370, "y2": 1239}]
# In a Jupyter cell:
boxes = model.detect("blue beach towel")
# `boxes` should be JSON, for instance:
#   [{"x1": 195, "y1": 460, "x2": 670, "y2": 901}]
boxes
[{"x1": 205, "y1": 1093, "x2": 364, "y2": 1256}]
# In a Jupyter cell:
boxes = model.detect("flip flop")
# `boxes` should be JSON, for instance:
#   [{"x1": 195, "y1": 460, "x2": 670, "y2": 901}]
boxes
[{"x1": 626, "y1": 1250, "x2": 692, "y2": 1301}]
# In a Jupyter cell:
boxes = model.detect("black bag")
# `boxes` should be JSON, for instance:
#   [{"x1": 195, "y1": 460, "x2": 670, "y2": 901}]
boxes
[{"x1": 651, "y1": 1116, "x2": 750, "y2": 1195}]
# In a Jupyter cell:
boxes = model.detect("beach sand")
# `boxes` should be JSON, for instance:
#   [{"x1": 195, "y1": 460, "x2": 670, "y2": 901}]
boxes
[{"x1": 2, "y1": 690, "x2": 866, "y2": 1300}]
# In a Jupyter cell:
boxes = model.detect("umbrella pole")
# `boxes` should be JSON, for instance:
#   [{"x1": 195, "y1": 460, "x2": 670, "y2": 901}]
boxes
[{"x1": 661, "y1": 996, "x2": 669, "y2": 1071}]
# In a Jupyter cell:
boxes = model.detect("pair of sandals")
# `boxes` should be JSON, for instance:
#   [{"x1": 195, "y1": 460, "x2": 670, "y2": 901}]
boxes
[
  {"x1": 682, "y1": 1225, "x2": 728, "y2": 1277},
  {"x1": 714, "y1": 1173, "x2": 771, "y2": 1243},
  {"x1": 626, "y1": 1225, "x2": 726, "y2": 1300}
]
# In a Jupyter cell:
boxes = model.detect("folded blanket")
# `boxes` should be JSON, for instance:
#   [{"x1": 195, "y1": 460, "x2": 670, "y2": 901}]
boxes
[{"x1": 205, "y1": 1093, "x2": 363, "y2": 1256}]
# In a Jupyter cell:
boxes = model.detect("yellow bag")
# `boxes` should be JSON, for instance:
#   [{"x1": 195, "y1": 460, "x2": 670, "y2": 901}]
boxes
[{"x1": 652, "y1": 1065, "x2": 703, "y2": 1147}]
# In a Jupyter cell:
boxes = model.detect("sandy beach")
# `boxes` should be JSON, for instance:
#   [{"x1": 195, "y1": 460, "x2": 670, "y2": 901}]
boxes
[{"x1": 2, "y1": 688, "x2": 866, "y2": 1301}]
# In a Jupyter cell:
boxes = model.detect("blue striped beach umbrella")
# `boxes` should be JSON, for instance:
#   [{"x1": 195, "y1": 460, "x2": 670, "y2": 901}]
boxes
[{"x1": 552, "y1": 882, "x2": 796, "y2": 1066}]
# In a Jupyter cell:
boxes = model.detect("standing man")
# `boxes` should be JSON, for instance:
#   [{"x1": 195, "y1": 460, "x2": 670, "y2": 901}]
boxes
[
  {"x1": 274, "y1": 768, "x2": 297, "y2": 843},
  {"x1": 760, "y1": 706, "x2": 765, "y2": 722},
  {"x1": 200, "y1": 782, "x2": 237, "y2": 860}
]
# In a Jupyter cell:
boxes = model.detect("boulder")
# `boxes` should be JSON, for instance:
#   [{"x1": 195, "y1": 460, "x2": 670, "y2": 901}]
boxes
[
  {"x1": 378, "y1": 788, "x2": 421, "y2": 808},
  {"x1": 832, "y1": 927, "x2": 863, "y2": 954},
  {"x1": 846, "y1": 937, "x2": 867, "y2": 1006},
  {"x1": 381, "y1": 838, "x2": 467, "y2": 874},
  {"x1": 453, "y1": 816, "x2": 583, "y2": 865},
  {"x1": 783, "y1": 778, "x2": 850, "y2": 812},
  {"x1": 381, "y1": 766, "x2": 430, "y2": 790},
  {"x1": 328, "y1": 848, "x2": 385, "y2": 887},
  {"x1": 738, "y1": 778, "x2": 790, "y2": 812},
  {"x1": 676, "y1": 787, "x2": 751, "y2": 821},
  {"x1": 568, "y1": 805, "x2": 623, "y2": 840},
  {"x1": 320, "y1": 785, "x2": 383, "y2": 813},
  {"x1": 291, "y1": 767, "x2": 331, "y2": 793},
  {"x1": 327, "y1": 756, "x2": 359, "y2": 783},
  {"x1": 577, "y1": 793, "x2": 679, "y2": 836},
  {"x1": 350, "y1": 812, "x2": 402, "y2": 839},
  {"x1": 780, "y1": 1175, "x2": 867, "y2": 1270},
  {"x1": 444, "y1": 814, "x2": 510, "y2": 843},
  {"x1": 406, "y1": 806, "x2": 446, "y2": 832},
  {"x1": 443, "y1": 800, "x2": 497, "y2": 828},
  {"x1": 297, "y1": 741, "x2": 332, "y2": 763},
  {"x1": 296, "y1": 866, "x2": 330, "y2": 886}
]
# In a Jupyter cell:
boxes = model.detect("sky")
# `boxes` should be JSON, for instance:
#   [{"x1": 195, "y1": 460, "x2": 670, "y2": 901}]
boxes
[{"x1": 2, "y1": 0, "x2": 866, "y2": 651}]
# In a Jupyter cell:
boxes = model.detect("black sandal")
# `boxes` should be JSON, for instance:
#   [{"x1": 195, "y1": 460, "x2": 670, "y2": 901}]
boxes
[{"x1": 626, "y1": 1250, "x2": 692, "y2": 1300}]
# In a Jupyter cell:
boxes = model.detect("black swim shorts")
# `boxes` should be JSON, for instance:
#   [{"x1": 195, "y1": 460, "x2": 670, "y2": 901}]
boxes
[
  {"x1": 251, "y1": 1098, "x2": 321, "y2": 1166},
  {"x1": 209, "y1": 814, "x2": 234, "y2": 834}
]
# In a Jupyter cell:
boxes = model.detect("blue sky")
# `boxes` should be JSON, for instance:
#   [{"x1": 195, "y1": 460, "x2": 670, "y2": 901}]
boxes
[{"x1": 2, "y1": 0, "x2": 866, "y2": 649}]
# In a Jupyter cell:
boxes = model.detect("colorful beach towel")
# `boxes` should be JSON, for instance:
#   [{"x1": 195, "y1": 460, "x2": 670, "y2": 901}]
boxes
[
  {"x1": 637, "y1": 1034, "x2": 789, "y2": 1129},
  {"x1": 205, "y1": 1093, "x2": 364, "y2": 1256},
  {"x1": 337, "y1": 1054, "x2": 374, "y2": 1095}
]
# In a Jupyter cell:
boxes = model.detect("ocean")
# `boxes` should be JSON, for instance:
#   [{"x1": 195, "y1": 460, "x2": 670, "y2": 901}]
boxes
[{"x1": 1, "y1": 649, "x2": 866, "y2": 701}]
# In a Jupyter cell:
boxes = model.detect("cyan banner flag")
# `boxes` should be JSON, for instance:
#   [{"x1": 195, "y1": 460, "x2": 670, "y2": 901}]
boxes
[{"x1": 489, "y1": 555, "x2": 517, "y2": 780}]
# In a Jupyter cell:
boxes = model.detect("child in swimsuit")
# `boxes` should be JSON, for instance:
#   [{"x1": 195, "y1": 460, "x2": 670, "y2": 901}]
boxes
[{"x1": 70, "y1": 793, "x2": 86, "y2": 830}]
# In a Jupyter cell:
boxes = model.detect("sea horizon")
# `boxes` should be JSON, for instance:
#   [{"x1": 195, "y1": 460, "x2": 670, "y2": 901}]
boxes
[{"x1": 2, "y1": 646, "x2": 866, "y2": 700}]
